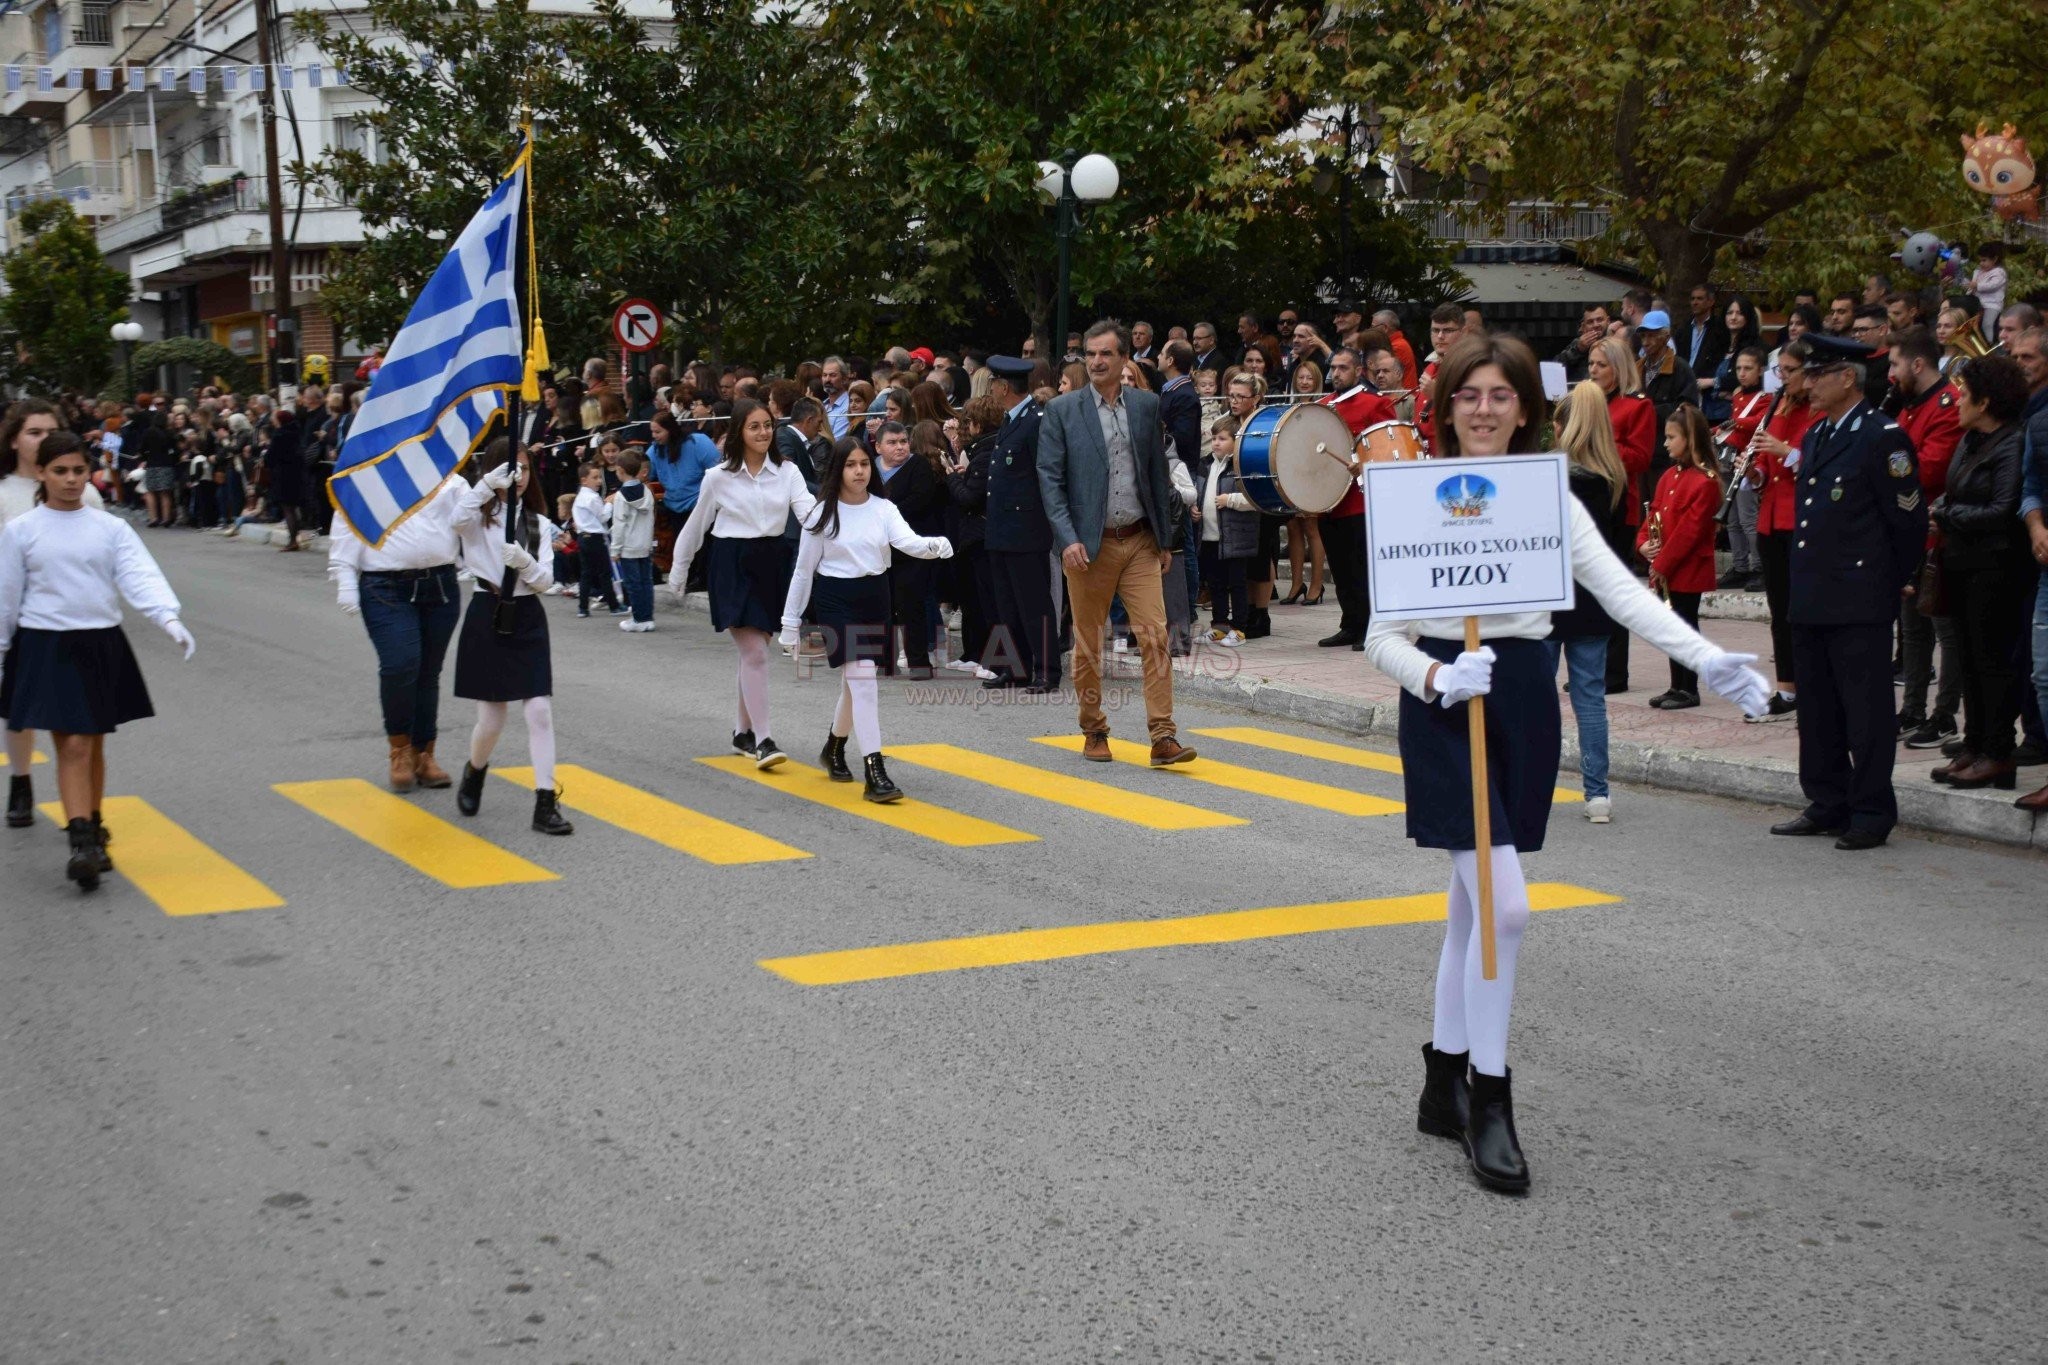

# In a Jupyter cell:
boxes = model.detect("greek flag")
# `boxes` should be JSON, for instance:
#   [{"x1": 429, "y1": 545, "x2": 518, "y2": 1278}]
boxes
[{"x1": 329, "y1": 153, "x2": 525, "y2": 546}]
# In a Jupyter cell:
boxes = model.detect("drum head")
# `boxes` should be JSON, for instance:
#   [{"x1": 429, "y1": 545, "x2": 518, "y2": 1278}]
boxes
[{"x1": 1267, "y1": 404, "x2": 1356, "y2": 514}]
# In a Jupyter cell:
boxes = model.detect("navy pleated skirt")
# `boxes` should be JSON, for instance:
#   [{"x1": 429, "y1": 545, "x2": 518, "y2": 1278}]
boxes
[
  {"x1": 1396, "y1": 635, "x2": 1561, "y2": 852},
  {"x1": 0, "y1": 626, "x2": 153, "y2": 734},
  {"x1": 453, "y1": 592, "x2": 552, "y2": 701},
  {"x1": 708, "y1": 534, "x2": 792, "y2": 634},
  {"x1": 807, "y1": 572, "x2": 892, "y2": 669}
]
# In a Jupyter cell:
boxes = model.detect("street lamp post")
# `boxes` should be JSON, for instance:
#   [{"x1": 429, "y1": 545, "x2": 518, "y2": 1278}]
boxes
[
  {"x1": 110, "y1": 320, "x2": 143, "y2": 398},
  {"x1": 1036, "y1": 152, "x2": 1119, "y2": 362}
]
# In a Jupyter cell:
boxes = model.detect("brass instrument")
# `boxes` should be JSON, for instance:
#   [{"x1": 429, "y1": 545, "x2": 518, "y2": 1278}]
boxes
[{"x1": 1642, "y1": 510, "x2": 1667, "y2": 601}]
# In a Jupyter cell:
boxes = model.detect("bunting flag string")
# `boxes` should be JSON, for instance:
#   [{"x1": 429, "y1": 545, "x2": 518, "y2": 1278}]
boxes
[{"x1": 0, "y1": 60, "x2": 355, "y2": 96}]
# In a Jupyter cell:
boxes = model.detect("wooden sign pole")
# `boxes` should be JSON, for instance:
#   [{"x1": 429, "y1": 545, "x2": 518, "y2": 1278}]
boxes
[{"x1": 1463, "y1": 615, "x2": 1497, "y2": 980}]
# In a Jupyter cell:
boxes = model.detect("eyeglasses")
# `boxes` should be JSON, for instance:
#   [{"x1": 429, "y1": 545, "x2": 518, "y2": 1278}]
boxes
[
  {"x1": 1450, "y1": 387, "x2": 1522, "y2": 411},
  {"x1": 1775, "y1": 364, "x2": 1803, "y2": 376}
]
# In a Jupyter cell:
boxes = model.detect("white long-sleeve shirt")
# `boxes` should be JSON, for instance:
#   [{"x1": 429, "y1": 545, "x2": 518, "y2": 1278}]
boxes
[
  {"x1": 1364, "y1": 497, "x2": 1718, "y2": 701},
  {"x1": 781, "y1": 497, "x2": 950, "y2": 633},
  {"x1": 668, "y1": 460, "x2": 817, "y2": 592},
  {"x1": 327, "y1": 478, "x2": 462, "y2": 597},
  {"x1": 0, "y1": 505, "x2": 181, "y2": 647},
  {"x1": 571, "y1": 485, "x2": 613, "y2": 536},
  {"x1": 0, "y1": 472, "x2": 102, "y2": 525},
  {"x1": 453, "y1": 478, "x2": 557, "y2": 597}
]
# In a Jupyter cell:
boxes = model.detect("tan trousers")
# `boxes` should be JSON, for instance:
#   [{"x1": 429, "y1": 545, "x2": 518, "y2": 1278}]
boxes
[{"x1": 1063, "y1": 527, "x2": 1177, "y2": 742}]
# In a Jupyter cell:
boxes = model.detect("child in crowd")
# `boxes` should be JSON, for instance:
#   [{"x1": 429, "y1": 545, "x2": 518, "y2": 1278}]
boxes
[
  {"x1": 609, "y1": 448, "x2": 656, "y2": 632},
  {"x1": 1198, "y1": 415, "x2": 1256, "y2": 647},
  {"x1": 1639, "y1": 406, "x2": 1725, "y2": 709},
  {"x1": 593, "y1": 433, "x2": 625, "y2": 495},
  {"x1": 1969, "y1": 242, "x2": 2007, "y2": 341},
  {"x1": 570, "y1": 460, "x2": 624, "y2": 618}
]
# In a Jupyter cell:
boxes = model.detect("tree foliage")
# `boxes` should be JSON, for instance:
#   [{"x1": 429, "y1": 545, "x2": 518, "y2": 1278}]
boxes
[
  {"x1": 1360, "y1": 0, "x2": 2048, "y2": 296},
  {"x1": 0, "y1": 200, "x2": 130, "y2": 394}
]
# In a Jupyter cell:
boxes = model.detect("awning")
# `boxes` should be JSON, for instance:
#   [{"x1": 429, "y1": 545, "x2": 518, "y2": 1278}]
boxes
[{"x1": 1454, "y1": 261, "x2": 1639, "y2": 308}]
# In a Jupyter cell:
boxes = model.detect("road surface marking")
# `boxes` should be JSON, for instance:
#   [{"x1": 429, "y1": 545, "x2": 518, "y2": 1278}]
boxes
[
  {"x1": 1031, "y1": 735, "x2": 1403, "y2": 817},
  {"x1": 274, "y1": 779, "x2": 557, "y2": 888},
  {"x1": 888, "y1": 744, "x2": 1245, "y2": 831},
  {"x1": 496, "y1": 764, "x2": 809, "y2": 865},
  {"x1": 697, "y1": 756, "x2": 1036, "y2": 848},
  {"x1": 760, "y1": 882, "x2": 1623, "y2": 985},
  {"x1": 40, "y1": 796, "x2": 284, "y2": 916},
  {"x1": 1191, "y1": 725, "x2": 1585, "y2": 804}
]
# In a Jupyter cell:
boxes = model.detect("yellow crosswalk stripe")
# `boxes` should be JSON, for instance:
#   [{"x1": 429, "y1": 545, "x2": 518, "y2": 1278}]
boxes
[
  {"x1": 697, "y1": 755, "x2": 1036, "y2": 847},
  {"x1": 495, "y1": 764, "x2": 810, "y2": 865},
  {"x1": 761, "y1": 882, "x2": 1622, "y2": 985},
  {"x1": 1031, "y1": 735, "x2": 1403, "y2": 817},
  {"x1": 274, "y1": 779, "x2": 558, "y2": 888},
  {"x1": 32, "y1": 749, "x2": 47, "y2": 764},
  {"x1": 39, "y1": 796, "x2": 283, "y2": 916},
  {"x1": 1191, "y1": 725, "x2": 1585, "y2": 804},
  {"x1": 888, "y1": 743, "x2": 1245, "y2": 831}
]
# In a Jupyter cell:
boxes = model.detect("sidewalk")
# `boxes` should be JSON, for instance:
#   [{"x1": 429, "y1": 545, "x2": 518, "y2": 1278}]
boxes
[{"x1": 1142, "y1": 588, "x2": 2047, "y2": 853}]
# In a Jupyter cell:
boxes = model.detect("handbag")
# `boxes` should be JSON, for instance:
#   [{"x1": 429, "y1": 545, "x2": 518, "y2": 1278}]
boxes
[{"x1": 1914, "y1": 526, "x2": 1946, "y2": 618}]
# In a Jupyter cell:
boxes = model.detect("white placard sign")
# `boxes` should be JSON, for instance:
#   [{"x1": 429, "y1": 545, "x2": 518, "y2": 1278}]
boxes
[{"x1": 1363, "y1": 453, "x2": 1575, "y2": 621}]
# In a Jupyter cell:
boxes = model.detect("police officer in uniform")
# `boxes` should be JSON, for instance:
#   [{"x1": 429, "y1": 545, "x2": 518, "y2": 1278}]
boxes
[
  {"x1": 980, "y1": 356, "x2": 1061, "y2": 693},
  {"x1": 1769, "y1": 334, "x2": 1929, "y2": 850}
]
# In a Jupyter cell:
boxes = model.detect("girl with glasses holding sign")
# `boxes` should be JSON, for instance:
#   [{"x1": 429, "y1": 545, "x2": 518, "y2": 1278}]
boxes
[{"x1": 1363, "y1": 334, "x2": 1773, "y2": 1195}]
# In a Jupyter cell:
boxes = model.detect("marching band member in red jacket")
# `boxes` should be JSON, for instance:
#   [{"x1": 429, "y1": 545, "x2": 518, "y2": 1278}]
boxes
[
  {"x1": 1748, "y1": 339, "x2": 1821, "y2": 719},
  {"x1": 1717, "y1": 346, "x2": 1776, "y2": 587},
  {"x1": 1638, "y1": 407, "x2": 1725, "y2": 709},
  {"x1": 1316, "y1": 347, "x2": 1398, "y2": 649}
]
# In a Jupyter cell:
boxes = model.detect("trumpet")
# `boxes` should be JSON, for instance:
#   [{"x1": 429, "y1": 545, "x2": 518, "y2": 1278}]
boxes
[{"x1": 1716, "y1": 392, "x2": 1780, "y2": 524}]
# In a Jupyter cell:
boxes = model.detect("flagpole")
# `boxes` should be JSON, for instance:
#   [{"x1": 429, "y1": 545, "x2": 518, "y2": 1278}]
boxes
[{"x1": 494, "y1": 123, "x2": 535, "y2": 634}]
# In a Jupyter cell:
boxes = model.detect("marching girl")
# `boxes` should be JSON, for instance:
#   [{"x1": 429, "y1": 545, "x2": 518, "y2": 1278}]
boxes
[
  {"x1": 2, "y1": 401, "x2": 106, "y2": 831},
  {"x1": 667, "y1": 397, "x2": 817, "y2": 770},
  {"x1": 1638, "y1": 407, "x2": 1725, "y2": 709},
  {"x1": 1364, "y1": 334, "x2": 1770, "y2": 1194},
  {"x1": 779, "y1": 441, "x2": 952, "y2": 804},
  {"x1": 0, "y1": 432, "x2": 195, "y2": 889},
  {"x1": 450, "y1": 439, "x2": 573, "y2": 836}
]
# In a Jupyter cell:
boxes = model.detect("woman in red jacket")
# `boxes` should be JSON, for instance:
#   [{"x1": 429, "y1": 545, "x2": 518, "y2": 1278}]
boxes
[
  {"x1": 1638, "y1": 406, "x2": 1724, "y2": 708},
  {"x1": 1746, "y1": 339, "x2": 1820, "y2": 719},
  {"x1": 1589, "y1": 336, "x2": 1658, "y2": 691}
]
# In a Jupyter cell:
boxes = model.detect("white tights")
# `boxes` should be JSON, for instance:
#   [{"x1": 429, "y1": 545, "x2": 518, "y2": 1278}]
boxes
[
  {"x1": 732, "y1": 628, "x2": 772, "y2": 738},
  {"x1": 469, "y1": 697, "x2": 557, "y2": 791},
  {"x1": 1430, "y1": 844, "x2": 1533, "y2": 1078},
  {"x1": 830, "y1": 661, "x2": 882, "y2": 755},
  {"x1": 4, "y1": 728, "x2": 29, "y2": 776}
]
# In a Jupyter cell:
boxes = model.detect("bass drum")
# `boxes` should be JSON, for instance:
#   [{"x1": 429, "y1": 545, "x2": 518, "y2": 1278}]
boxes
[{"x1": 1235, "y1": 402, "x2": 1356, "y2": 515}]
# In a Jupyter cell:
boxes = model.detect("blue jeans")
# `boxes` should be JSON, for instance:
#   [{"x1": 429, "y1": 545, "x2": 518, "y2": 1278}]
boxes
[
  {"x1": 359, "y1": 565, "x2": 461, "y2": 744},
  {"x1": 619, "y1": 556, "x2": 654, "y2": 623},
  {"x1": 2034, "y1": 571, "x2": 2048, "y2": 745},
  {"x1": 1546, "y1": 635, "x2": 1611, "y2": 799}
]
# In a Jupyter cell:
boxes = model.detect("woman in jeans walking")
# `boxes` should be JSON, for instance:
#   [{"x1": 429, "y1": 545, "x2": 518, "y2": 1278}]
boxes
[{"x1": 1548, "y1": 381, "x2": 1627, "y2": 822}]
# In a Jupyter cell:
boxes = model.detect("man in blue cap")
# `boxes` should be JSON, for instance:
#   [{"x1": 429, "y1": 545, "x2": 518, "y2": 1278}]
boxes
[
  {"x1": 979, "y1": 355, "x2": 1061, "y2": 692},
  {"x1": 1636, "y1": 308, "x2": 1700, "y2": 426},
  {"x1": 1768, "y1": 332, "x2": 1928, "y2": 851}
]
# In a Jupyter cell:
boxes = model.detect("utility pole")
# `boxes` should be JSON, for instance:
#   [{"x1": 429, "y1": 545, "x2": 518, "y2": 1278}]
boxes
[{"x1": 253, "y1": 0, "x2": 293, "y2": 393}]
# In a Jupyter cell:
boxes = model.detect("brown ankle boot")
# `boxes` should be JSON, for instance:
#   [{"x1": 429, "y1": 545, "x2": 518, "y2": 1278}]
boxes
[
  {"x1": 387, "y1": 735, "x2": 417, "y2": 792},
  {"x1": 412, "y1": 742, "x2": 452, "y2": 789}
]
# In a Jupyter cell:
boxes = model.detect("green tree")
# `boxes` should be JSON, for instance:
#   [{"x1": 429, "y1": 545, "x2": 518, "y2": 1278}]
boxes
[
  {"x1": 0, "y1": 200, "x2": 130, "y2": 393},
  {"x1": 1361, "y1": 0, "x2": 2048, "y2": 296}
]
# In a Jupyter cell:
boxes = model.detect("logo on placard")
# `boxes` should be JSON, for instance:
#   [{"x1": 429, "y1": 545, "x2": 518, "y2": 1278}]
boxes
[{"x1": 1435, "y1": 473, "x2": 1494, "y2": 519}]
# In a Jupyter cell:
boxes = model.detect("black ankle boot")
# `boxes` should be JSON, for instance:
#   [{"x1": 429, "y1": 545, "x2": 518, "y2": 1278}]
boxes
[
  {"x1": 90, "y1": 811, "x2": 113, "y2": 873},
  {"x1": 456, "y1": 762, "x2": 487, "y2": 817},
  {"x1": 1465, "y1": 1068, "x2": 1530, "y2": 1193},
  {"x1": 64, "y1": 817, "x2": 101, "y2": 891},
  {"x1": 531, "y1": 787, "x2": 574, "y2": 835},
  {"x1": 1417, "y1": 1043, "x2": 1470, "y2": 1143},
  {"x1": 862, "y1": 752, "x2": 902, "y2": 804},
  {"x1": 820, "y1": 733, "x2": 853, "y2": 782},
  {"x1": 6, "y1": 774, "x2": 31, "y2": 829}
]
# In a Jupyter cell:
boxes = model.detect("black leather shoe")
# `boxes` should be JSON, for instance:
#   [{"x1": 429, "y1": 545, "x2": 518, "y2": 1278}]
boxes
[
  {"x1": 1316, "y1": 631, "x2": 1362, "y2": 649},
  {"x1": 1023, "y1": 677, "x2": 1060, "y2": 695},
  {"x1": 752, "y1": 736, "x2": 786, "y2": 771},
  {"x1": 862, "y1": 752, "x2": 902, "y2": 804},
  {"x1": 6, "y1": 774, "x2": 32, "y2": 829},
  {"x1": 819, "y1": 732, "x2": 854, "y2": 782},
  {"x1": 1834, "y1": 829, "x2": 1888, "y2": 851},
  {"x1": 64, "y1": 817, "x2": 101, "y2": 892},
  {"x1": 90, "y1": 812, "x2": 113, "y2": 874},
  {"x1": 1465, "y1": 1068, "x2": 1529, "y2": 1194},
  {"x1": 1770, "y1": 814, "x2": 1845, "y2": 837},
  {"x1": 732, "y1": 729, "x2": 756, "y2": 756},
  {"x1": 979, "y1": 674, "x2": 1021, "y2": 691},
  {"x1": 531, "y1": 787, "x2": 574, "y2": 835},
  {"x1": 456, "y1": 762, "x2": 487, "y2": 817},
  {"x1": 1417, "y1": 1043, "x2": 1470, "y2": 1144},
  {"x1": 2015, "y1": 740, "x2": 2048, "y2": 767}
]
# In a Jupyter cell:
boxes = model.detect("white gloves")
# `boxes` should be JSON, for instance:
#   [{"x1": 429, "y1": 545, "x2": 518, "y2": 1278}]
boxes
[
  {"x1": 1699, "y1": 649, "x2": 1772, "y2": 717},
  {"x1": 779, "y1": 622, "x2": 801, "y2": 652},
  {"x1": 501, "y1": 541, "x2": 535, "y2": 572},
  {"x1": 932, "y1": 537, "x2": 954, "y2": 560},
  {"x1": 163, "y1": 619, "x2": 196, "y2": 661},
  {"x1": 338, "y1": 586, "x2": 360, "y2": 616},
  {"x1": 482, "y1": 462, "x2": 518, "y2": 492},
  {"x1": 1432, "y1": 646, "x2": 1495, "y2": 708}
]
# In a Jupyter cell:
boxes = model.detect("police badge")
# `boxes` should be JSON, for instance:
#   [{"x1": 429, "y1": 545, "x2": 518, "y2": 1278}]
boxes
[{"x1": 1887, "y1": 451, "x2": 1914, "y2": 478}]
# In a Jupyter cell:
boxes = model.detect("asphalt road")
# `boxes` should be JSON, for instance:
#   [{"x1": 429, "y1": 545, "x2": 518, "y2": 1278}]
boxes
[{"x1": 3, "y1": 524, "x2": 2043, "y2": 1365}]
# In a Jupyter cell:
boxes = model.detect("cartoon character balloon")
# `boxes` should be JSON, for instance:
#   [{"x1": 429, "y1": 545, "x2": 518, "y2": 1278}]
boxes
[{"x1": 1961, "y1": 123, "x2": 2041, "y2": 222}]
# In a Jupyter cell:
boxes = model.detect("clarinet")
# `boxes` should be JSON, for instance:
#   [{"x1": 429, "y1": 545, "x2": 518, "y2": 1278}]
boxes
[{"x1": 1715, "y1": 391, "x2": 1779, "y2": 524}]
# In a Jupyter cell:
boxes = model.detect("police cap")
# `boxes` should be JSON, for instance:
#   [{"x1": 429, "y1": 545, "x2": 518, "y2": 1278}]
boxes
[
  {"x1": 1802, "y1": 332, "x2": 1875, "y2": 371},
  {"x1": 986, "y1": 355, "x2": 1036, "y2": 386}
]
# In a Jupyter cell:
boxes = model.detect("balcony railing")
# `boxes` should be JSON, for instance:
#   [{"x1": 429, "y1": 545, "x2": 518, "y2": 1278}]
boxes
[
  {"x1": 50, "y1": 158, "x2": 122, "y2": 195},
  {"x1": 1398, "y1": 200, "x2": 1612, "y2": 245},
  {"x1": 160, "y1": 175, "x2": 260, "y2": 230}
]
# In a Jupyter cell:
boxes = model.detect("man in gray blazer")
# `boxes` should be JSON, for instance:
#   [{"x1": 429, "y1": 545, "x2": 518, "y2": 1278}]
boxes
[{"x1": 1037, "y1": 319, "x2": 1197, "y2": 765}]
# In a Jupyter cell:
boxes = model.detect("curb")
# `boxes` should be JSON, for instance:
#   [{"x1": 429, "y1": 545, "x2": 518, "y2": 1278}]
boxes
[{"x1": 1161, "y1": 666, "x2": 2048, "y2": 854}]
